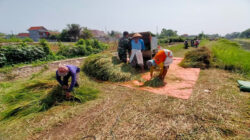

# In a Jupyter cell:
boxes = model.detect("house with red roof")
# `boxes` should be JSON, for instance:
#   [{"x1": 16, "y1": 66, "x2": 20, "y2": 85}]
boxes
[
  {"x1": 90, "y1": 30, "x2": 106, "y2": 38},
  {"x1": 28, "y1": 26, "x2": 49, "y2": 41}
]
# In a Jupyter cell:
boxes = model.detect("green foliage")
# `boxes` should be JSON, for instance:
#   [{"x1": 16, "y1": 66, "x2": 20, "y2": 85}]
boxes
[
  {"x1": 22, "y1": 37, "x2": 33, "y2": 42},
  {"x1": 239, "y1": 28, "x2": 250, "y2": 38},
  {"x1": 158, "y1": 36, "x2": 185, "y2": 44},
  {"x1": 225, "y1": 32, "x2": 241, "y2": 39},
  {"x1": 0, "y1": 37, "x2": 22, "y2": 43},
  {"x1": 0, "y1": 53, "x2": 7, "y2": 67},
  {"x1": 159, "y1": 28, "x2": 178, "y2": 38},
  {"x1": 83, "y1": 53, "x2": 137, "y2": 82},
  {"x1": 211, "y1": 39, "x2": 250, "y2": 76},
  {"x1": 0, "y1": 33, "x2": 5, "y2": 38},
  {"x1": 198, "y1": 32, "x2": 208, "y2": 39},
  {"x1": 180, "y1": 47, "x2": 211, "y2": 69},
  {"x1": 39, "y1": 39, "x2": 53, "y2": 55},
  {"x1": 66, "y1": 24, "x2": 81, "y2": 41},
  {"x1": 57, "y1": 39, "x2": 108, "y2": 58},
  {"x1": 225, "y1": 28, "x2": 250, "y2": 39},
  {"x1": 58, "y1": 29, "x2": 71, "y2": 42},
  {"x1": 0, "y1": 44, "x2": 47, "y2": 65},
  {"x1": 143, "y1": 77, "x2": 165, "y2": 87},
  {"x1": 0, "y1": 40, "x2": 56, "y2": 67},
  {"x1": 81, "y1": 27, "x2": 93, "y2": 39}
]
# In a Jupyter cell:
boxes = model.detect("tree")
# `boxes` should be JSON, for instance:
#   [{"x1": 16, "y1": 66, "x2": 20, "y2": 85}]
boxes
[
  {"x1": 239, "y1": 28, "x2": 250, "y2": 38},
  {"x1": 81, "y1": 27, "x2": 93, "y2": 39},
  {"x1": 198, "y1": 32, "x2": 208, "y2": 39},
  {"x1": 67, "y1": 24, "x2": 81, "y2": 41},
  {"x1": 108, "y1": 30, "x2": 121, "y2": 38},
  {"x1": 160, "y1": 28, "x2": 178, "y2": 38},
  {"x1": 58, "y1": 29, "x2": 71, "y2": 42},
  {"x1": 225, "y1": 32, "x2": 240, "y2": 39}
]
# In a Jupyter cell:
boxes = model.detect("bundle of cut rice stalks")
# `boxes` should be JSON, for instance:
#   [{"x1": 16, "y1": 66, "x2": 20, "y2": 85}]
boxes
[{"x1": 83, "y1": 53, "x2": 138, "y2": 82}]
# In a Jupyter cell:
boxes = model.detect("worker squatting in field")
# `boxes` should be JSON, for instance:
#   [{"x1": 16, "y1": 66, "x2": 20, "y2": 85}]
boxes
[{"x1": 56, "y1": 64, "x2": 80, "y2": 99}]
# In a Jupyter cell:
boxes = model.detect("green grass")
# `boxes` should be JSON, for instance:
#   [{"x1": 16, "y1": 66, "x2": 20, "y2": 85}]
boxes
[
  {"x1": 234, "y1": 38, "x2": 250, "y2": 43},
  {"x1": 0, "y1": 71, "x2": 99, "y2": 121},
  {"x1": 211, "y1": 39, "x2": 250, "y2": 77}
]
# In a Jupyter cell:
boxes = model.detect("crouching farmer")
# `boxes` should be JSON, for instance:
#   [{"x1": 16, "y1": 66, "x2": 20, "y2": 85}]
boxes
[
  {"x1": 56, "y1": 64, "x2": 80, "y2": 99},
  {"x1": 146, "y1": 49, "x2": 173, "y2": 81}
]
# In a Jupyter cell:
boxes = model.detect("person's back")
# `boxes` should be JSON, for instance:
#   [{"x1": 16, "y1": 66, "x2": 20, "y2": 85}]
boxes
[{"x1": 118, "y1": 31, "x2": 130, "y2": 63}]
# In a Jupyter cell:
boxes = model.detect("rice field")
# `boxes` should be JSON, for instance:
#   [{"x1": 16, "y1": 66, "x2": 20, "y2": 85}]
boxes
[{"x1": 211, "y1": 39, "x2": 250, "y2": 77}]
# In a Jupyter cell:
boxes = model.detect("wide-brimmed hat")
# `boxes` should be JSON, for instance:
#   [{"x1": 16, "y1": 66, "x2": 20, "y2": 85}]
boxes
[{"x1": 132, "y1": 33, "x2": 142, "y2": 38}]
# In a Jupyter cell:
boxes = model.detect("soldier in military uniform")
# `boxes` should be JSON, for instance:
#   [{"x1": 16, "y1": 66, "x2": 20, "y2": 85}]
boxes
[{"x1": 118, "y1": 31, "x2": 131, "y2": 63}]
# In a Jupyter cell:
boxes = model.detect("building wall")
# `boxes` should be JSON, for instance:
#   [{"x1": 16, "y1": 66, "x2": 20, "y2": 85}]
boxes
[
  {"x1": 29, "y1": 29, "x2": 48, "y2": 41},
  {"x1": 29, "y1": 30, "x2": 40, "y2": 41}
]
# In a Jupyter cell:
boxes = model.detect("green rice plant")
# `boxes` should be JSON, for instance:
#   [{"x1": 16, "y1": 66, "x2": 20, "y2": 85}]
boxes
[
  {"x1": 211, "y1": 39, "x2": 250, "y2": 76},
  {"x1": 83, "y1": 53, "x2": 137, "y2": 82},
  {"x1": 180, "y1": 47, "x2": 211, "y2": 69},
  {"x1": 143, "y1": 77, "x2": 165, "y2": 87},
  {"x1": 0, "y1": 75, "x2": 99, "y2": 120}
]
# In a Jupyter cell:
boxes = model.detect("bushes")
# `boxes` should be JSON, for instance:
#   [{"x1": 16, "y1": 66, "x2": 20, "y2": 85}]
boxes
[
  {"x1": 180, "y1": 47, "x2": 211, "y2": 69},
  {"x1": 57, "y1": 39, "x2": 108, "y2": 58},
  {"x1": 159, "y1": 37, "x2": 185, "y2": 44},
  {"x1": 0, "y1": 39, "x2": 108, "y2": 68},
  {"x1": 0, "y1": 37, "x2": 33, "y2": 43},
  {"x1": 0, "y1": 40, "x2": 54, "y2": 67},
  {"x1": 83, "y1": 53, "x2": 136, "y2": 82}
]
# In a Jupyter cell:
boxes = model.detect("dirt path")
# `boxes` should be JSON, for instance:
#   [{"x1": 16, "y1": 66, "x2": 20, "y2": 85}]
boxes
[{"x1": 0, "y1": 57, "x2": 85, "y2": 81}]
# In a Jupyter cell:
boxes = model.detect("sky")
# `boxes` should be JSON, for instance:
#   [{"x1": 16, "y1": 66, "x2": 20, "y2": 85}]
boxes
[{"x1": 0, "y1": 0, "x2": 249, "y2": 36}]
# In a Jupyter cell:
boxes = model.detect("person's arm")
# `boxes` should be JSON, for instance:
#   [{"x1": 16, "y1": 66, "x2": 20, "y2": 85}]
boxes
[
  {"x1": 140, "y1": 39, "x2": 145, "y2": 51},
  {"x1": 67, "y1": 73, "x2": 76, "y2": 92},
  {"x1": 56, "y1": 71, "x2": 63, "y2": 86}
]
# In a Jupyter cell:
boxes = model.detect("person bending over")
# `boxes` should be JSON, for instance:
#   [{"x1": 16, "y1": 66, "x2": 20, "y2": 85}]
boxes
[
  {"x1": 56, "y1": 64, "x2": 80, "y2": 98},
  {"x1": 146, "y1": 49, "x2": 173, "y2": 81}
]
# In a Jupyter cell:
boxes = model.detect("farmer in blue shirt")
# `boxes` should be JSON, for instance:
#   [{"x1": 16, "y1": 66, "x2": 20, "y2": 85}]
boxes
[
  {"x1": 56, "y1": 64, "x2": 80, "y2": 98},
  {"x1": 129, "y1": 33, "x2": 145, "y2": 72}
]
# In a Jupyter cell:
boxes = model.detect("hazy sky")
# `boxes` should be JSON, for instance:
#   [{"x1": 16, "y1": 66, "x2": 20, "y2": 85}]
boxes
[{"x1": 0, "y1": 0, "x2": 249, "y2": 35}]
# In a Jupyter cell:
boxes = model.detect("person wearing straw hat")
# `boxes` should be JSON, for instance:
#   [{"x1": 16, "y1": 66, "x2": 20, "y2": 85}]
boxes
[
  {"x1": 146, "y1": 49, "x2": 173, "y2": 81},
  {"x1": 56, "y1": 64, "x2": 80, "y2": 99},
  {"x1": 129, "y1": 33, "x2": 145, "y2": 72}
]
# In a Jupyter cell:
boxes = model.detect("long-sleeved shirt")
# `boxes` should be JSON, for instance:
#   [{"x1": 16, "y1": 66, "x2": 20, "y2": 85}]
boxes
[
  {"x1": 56, "y1": 65, "x2": 80, "y2": 92},
  {"x1": 131, "y1": 39, "x2": 145, "y2": 51}
]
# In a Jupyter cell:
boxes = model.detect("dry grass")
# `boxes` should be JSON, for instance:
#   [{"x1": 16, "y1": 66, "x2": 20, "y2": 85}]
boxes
[
  {"x1": 180, "y1": 47, "x2": 211, "y2": 69},
  {"x1": 28, "y1": 68, "x2": 249, "y2": 140}
]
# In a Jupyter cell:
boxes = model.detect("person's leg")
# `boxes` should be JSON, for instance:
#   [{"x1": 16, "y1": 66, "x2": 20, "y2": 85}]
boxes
[
  {"x1": 161, "y1": 66, "x2": 169, "y2": 80},
  {"x1": 136, "y1": 51, "x2": 144, "y2": 72},
  {"x1": 75, "y1": 73, "x2": 79, "y2": 87},
  {"x1": 139, "y1": 64, "x2": 144, "y2": 72}
]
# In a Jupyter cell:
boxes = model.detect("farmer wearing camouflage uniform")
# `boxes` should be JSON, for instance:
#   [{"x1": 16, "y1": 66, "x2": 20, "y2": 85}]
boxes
[{"x1": 118, "y1": 31, "x2": 131, "y2": 63}]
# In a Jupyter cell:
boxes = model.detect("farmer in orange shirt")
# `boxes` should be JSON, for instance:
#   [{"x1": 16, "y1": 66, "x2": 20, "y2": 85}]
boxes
[{"x1": 146, "y1": 49, "x2": 173, "y2": 81}]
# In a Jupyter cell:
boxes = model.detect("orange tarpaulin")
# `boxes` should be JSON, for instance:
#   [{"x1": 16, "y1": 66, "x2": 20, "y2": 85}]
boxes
[{"x1": 121, "y1": 57, "x2": 200, "y2": 99}]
